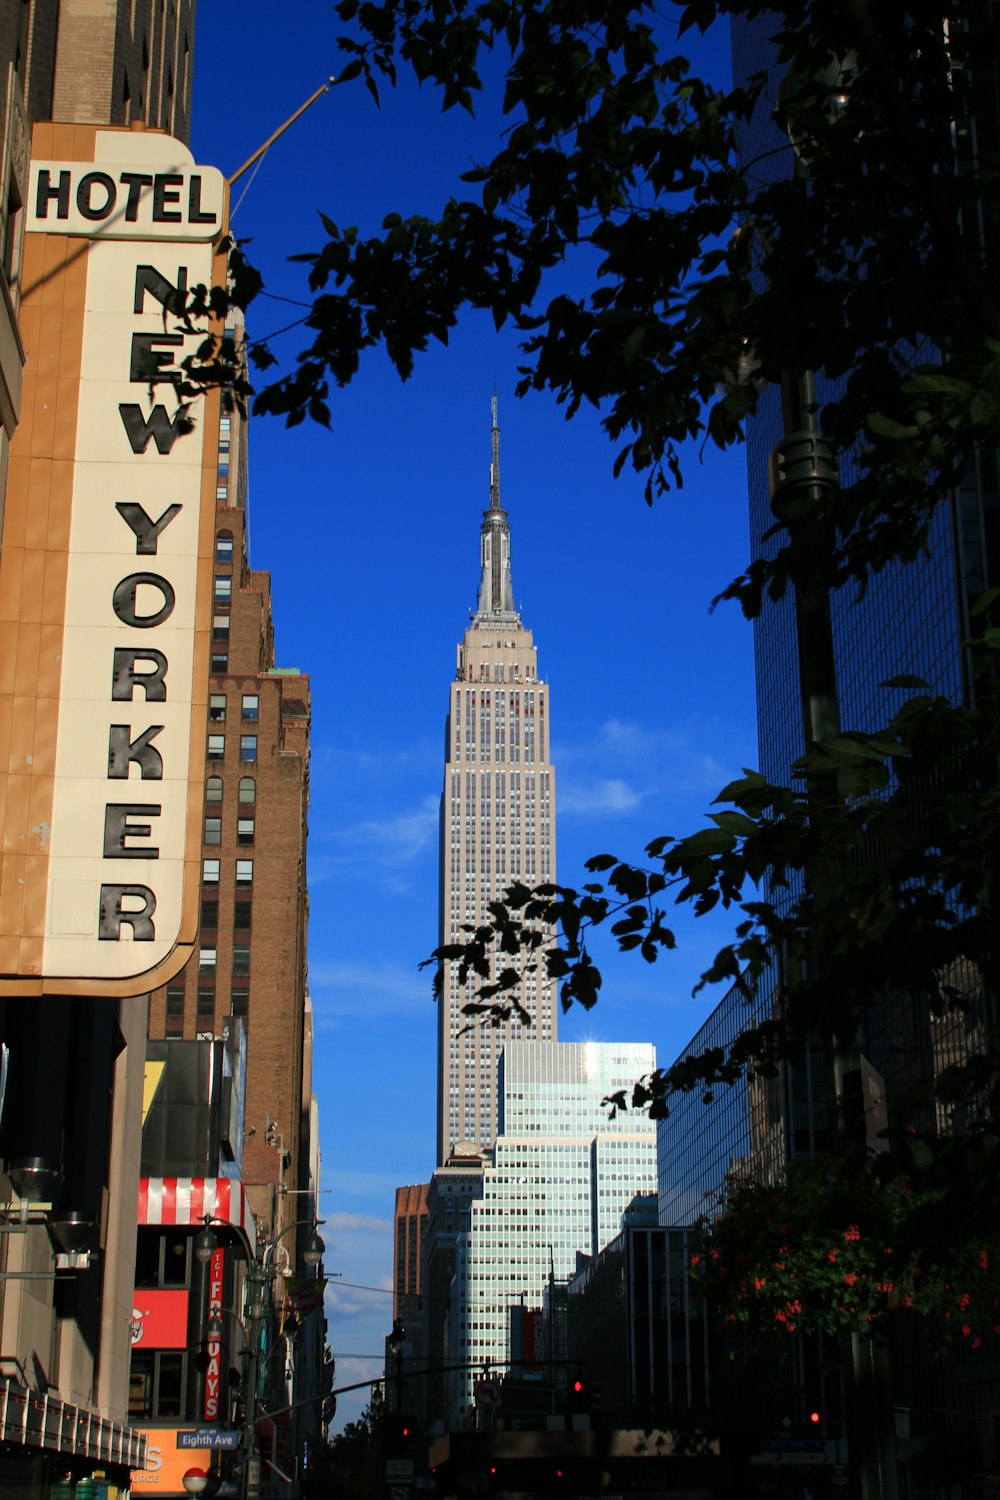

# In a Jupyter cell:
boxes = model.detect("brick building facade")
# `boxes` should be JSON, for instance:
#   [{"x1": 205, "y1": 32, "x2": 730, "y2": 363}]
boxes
[{"x1": 146, "y1": 385, "x2": 315, "y2": 1252}]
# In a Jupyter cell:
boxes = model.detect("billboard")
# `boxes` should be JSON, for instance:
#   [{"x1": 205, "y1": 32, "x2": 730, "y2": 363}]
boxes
[
  {"x1": 130, "y1": 1289, "x2": 189, "y2": 1349},
  {"x1": 0, "y1": 125, "x2": 226, "y2": 996},
  {"x1": 131, "y1": 1428, "x2": 211, "y2": 1494}
]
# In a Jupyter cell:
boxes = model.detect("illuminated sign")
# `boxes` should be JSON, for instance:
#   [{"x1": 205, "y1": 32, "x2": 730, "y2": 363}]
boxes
[
  {"x1": 203, "y1": 1246, "x2": 226, "y2": 1420},
  {"x1": 130, "y1": 1289, "x2": 189, "y2": 1348},
  {"x1": 0, "y1": 127, "x2": 224, "y2": 995},
  {"x1": 131, "y1": 1428, "x2": 211, "y2": 1493}
]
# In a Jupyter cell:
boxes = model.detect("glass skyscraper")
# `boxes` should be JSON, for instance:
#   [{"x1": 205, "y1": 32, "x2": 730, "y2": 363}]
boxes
[
  {"x1": 444, "y1": 1041, "x2": 657, "y2": 1421},
  {"x1": 729, "y1": 13, "x2": 998, "y2": 788}
]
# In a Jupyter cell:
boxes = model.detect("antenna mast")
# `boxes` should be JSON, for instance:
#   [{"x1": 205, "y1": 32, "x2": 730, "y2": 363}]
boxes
[{"x1": 490, "y1": 392, "x2": 501, "y2": 510}]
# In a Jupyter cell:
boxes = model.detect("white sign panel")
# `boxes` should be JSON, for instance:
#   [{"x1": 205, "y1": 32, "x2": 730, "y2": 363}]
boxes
[{"x1": 23, "y1": 131, "x2": 221, "y2": 984}]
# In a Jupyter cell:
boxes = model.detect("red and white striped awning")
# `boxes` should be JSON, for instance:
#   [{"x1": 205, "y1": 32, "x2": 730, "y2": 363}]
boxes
[{"x1": 138, "y1": 1177, "x2": 257, "y2": 1256}]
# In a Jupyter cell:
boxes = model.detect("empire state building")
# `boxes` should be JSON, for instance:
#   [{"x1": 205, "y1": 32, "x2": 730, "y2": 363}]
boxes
[{"x1": 437, "y1": 400, "x2": 558, "y2": 1164}]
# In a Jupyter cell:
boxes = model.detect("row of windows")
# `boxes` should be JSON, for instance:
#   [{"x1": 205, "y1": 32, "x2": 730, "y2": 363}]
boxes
[
  {"x1": 201, "y1": 896, "x2": 252, "y2": 931},
  {"x1": 208, "y1": 734, "x2": 257, "y2": 762},
  {"x1": 209, "y1": 693, "x2": 259, "y2": 722},
  {"x1": 203, "y1": 858, "x2": 253, "y2": 883},
  {"x1": 200, "y1": 946, "x2": 250, "y2": 974},
  {"x1": 204, "y1": 815, "x2": 254, "y2": 845},
  {"x1": 206, "y1": 775, "x2": 256, "y2": 803},
  {"x1": 165, "y1": 985, "x2": 249, "y2": 1024}
]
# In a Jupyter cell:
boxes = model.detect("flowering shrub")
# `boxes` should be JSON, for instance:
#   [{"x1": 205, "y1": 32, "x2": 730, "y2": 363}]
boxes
[{"x1": 691, "y1": 1164, "x2": 998, "y2": 1343}]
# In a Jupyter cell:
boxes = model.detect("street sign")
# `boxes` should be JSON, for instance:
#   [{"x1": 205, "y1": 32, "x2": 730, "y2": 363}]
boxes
[
  {"x1": 751, "y1": 1452, "x2": 828, "y2": 1467},
  {"x1": 386, "y1": 1460, "x2": 414, "y2": 1481},
  {"x1": 475, "y1": 1378, "x2": 500, "y2": 1407},
  {"x1": 178, "y1": 1431, "x2": 241, "y2": 1450},
  {"x1": 246, "y1": 1456, "x2": 261, "y2": 1500}
]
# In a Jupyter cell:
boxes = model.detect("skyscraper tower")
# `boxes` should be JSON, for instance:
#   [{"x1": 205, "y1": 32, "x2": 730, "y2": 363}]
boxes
[{"x1": 436, "y1": 399, "x2": 557, "y2": 1163}]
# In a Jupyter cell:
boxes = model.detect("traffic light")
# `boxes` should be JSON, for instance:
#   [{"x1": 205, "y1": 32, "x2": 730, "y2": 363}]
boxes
[{"x1": 569, "y1": 1373, "x2": 589, "y2": 1412}]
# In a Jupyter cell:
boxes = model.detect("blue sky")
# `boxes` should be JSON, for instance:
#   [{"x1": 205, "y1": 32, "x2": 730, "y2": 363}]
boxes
[{"x1": 190, "y1": 0, "x2": 752, "y2": 1430}]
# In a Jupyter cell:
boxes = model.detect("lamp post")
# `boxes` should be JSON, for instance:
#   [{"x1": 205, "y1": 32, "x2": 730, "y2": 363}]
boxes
[
  {"x1": 765, "y1": 69, "x2": 899, "y2": 1500},
  {"x1": 229, "y1": 1218, "x2": 324, "y2": 1500}
]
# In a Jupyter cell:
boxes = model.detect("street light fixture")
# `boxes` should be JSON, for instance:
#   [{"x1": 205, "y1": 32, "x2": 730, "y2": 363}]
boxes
[{"x1": 240, "y1": 1218, "x2": 325, "y2": 1500}]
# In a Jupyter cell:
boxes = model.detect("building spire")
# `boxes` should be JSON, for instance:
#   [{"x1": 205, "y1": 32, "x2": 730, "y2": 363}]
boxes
[
  {"x1": 475, "y1": 393, "x2": 518, "y2": 621},
  {"x1": 490, "y1": 389, "x2": 501, "y2": 511}
]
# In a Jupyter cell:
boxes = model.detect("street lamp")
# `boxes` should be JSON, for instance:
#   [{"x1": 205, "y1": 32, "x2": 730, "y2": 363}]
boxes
[{"x1": 240, "y1": 1219, "x2": 325, "y2": 1500}]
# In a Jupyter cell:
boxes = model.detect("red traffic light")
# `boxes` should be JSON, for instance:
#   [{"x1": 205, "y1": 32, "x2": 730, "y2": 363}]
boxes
[
  {"x1": 572, "y1": 1379, "x2": 585, "y2": 1394},
  {"x1": 809, "y1": 1410, "x2": 821, "y2": 1425}
]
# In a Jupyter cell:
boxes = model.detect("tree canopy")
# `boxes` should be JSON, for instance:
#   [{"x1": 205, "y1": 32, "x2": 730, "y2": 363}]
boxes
[{"x1": 197, "y1": 0, "x2": 1000, "y2": 1322}]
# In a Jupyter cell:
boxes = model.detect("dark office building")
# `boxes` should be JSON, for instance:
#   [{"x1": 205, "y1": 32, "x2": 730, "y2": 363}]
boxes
[{"x1": 566, "y1": 1222, "x2": 710, "y2": 1425}]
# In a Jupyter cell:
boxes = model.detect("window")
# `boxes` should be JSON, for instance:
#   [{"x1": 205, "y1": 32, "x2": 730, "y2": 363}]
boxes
[
  {"x1": 166, "y1": 986, "x2": 185, "y2": 1016},
  {"x1": 209, "y1": 694, "x2": 226, "y2": 722},
  {"x1": 129, "y1": 1353, "x2": 153, "y2": 1420},
  {"x1": 238, "y1": 776, "x2": 256, "y2": 803},
  {"x1": 208, "y1": 734, "x2": 224, "y2": 760},
  {"x1": 203, "y1": 858, "x2": 220, "y2": 884},
  {"x1": 230, "y1": 990, "x2": 248, "y2": 1019},
  {"x1": 215, "y1": 576, "x2": 232, "y2": 602},
  {"x1": 205, "y1": 775, "x2": 223, "y2": 804},
  {"x1": 216, "y1": 485, "x2": 228, "y2": 501},
  {"x1": 211, "y1": 651, "x2": 228, "y2": 674},
  {"x1": 216, "y1": 531, "x2": 234, "y2": 563},
  {"x1": 241, "y1": 694, "x2": 259, "y2": 721},
  {"x1": 199, "y1": 947, "x2": 216, "y2": 971},
  {"x1": 236, "y1": 859, "x2": 253, "y2": 884},
  {"x1": 232, "y1": 945, "x2": 250, "y2": 975},
  {"x1": 156, "y1": 1353, "x2": 183, "y2": 1418},
  {"x1": 213, "y1": 615, "x2": 230, "y2": 640},
  {"x1": 237, "y1": 817, "x2": 254, "y2": 845},
  {"x1": 204, "y1": 816, "x2": 221, "y2": 845},
  {"x1": 197, "y1": 988, "x2": 215, "y2": 1017},
  {"x1": 200, "y1": 896, "x2": 217, "y2": 931},
  {"x1": 240, "y1": 735, "x2": 257, "y2": 763},
  {"x1": 233, "y1": 899, "x2": 252, "y2": 931}
]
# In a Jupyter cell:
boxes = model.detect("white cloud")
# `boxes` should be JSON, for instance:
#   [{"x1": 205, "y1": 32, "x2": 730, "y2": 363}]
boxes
[
  {"x1": 327, "y1": 1212, "x2": 392, "y2": 1235},
  {"x1": 309, "y1": 795, "x2": 439, "y2": 888},
  {"x1": 308, "y1": 960, "x2": 431, "y2": 1019},
  {"x1": 558, "y1": 775, "x2": 645, "y2": 815},
  {"x1": 553, "y1": 716, "x2": 731, "y2": 818}
]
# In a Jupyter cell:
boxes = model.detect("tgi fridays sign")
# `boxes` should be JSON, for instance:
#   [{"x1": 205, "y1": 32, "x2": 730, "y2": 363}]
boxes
[
  {"x1": 0, "y1": 127, "x2": 224, "y2": 996},
  {"x1": 204, "y1": 1246, "x2": 226, "y2": 1420}
]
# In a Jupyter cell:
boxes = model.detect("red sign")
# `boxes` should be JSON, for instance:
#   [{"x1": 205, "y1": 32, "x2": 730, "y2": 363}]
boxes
[
  {"x1": 130, "y1": 1289, "x2": 189, "y2": 1348},
  {"x1": 522, "y1": 1308, "x2": 544, "y2": 1374},
  {"x1": 203, "y1": 1246, "x2": 225, "y2": 1420}
]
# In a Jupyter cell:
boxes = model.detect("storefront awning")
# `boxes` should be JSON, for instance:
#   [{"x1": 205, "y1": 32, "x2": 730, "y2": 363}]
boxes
[
  {"x1": 0, "y1": 1381, "x2": 146, "y2": 1477},
  {"x1": 138, "y1": 1178, "x2": 257, "y2": 1256}
]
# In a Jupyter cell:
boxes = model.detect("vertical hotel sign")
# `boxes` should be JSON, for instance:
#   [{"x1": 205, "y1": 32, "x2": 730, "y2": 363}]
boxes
[{"x1": 0, "y1": 126, "x2": 225, "y2": 996}]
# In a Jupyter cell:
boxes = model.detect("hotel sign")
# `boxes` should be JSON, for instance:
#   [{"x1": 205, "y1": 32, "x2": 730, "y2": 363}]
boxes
[{"x1": 0, "y1": 126, "x2": 225, "y2": 996}]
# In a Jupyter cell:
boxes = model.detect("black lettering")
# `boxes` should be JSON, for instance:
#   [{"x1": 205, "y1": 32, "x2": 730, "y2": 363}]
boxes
[
  {"x1": 99, "y1": 884, "x2": 157, "y2": 941},
  {"x1": 115, "y1": 503, "x2": 182, "y2": 555},
  {"x1": 76, "y1": 171, "x2": 116, "y2": 221},
  {"x1": 120, "y1": 172, "x2": 153, "y2": 222},
  {"x1": 108, "y1": 724, "x2": 164, "y2": 780},
  {"x1": 112, "y1": 648, "x2": 168, "y2": 702},
  {"x1": 103, "y1": 803, "x2": 161, "y2": 859},
  {"x1": 112, "y1": 573, "x2": 175, "y2": 628},
  {"x1": 129, "y1": 332, "x2": 184, "y2": 383},
  {"x1": 133, "y1": 264, "x2": 189, "y2": 317},
  {"x1": 152, "y1": 174, "x2": 183, "y2": 222},
  {"x1": 188, "y1": 175, "x2": 217, "y2": 225},
  {"x1": 119, "y1": 403, "x2": 189, "y2": 455},
  {"x1": 35, "y1": 169, "x2": 70, "y2": 220}
]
